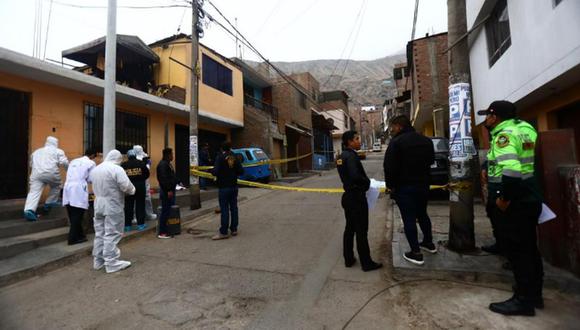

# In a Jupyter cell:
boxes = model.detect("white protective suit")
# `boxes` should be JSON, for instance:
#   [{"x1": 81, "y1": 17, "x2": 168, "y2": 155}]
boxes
[
  {"x1": 62, "y1": 156, "x2": 96, "y2": 209},
  {"x1": 133, "y1": 145, "x2": 156, "y2": 220},
  {"x1": 90, "y1": 150, "x2": 136, "y2": 273},
  {"x1": 24, "y1": 136, "x2": 69, "y2": 215}
]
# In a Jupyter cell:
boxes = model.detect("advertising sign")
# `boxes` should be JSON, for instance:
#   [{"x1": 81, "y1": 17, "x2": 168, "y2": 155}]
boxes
[{"x1": 448, "y1": 83, "x2": 476, "y2": 161}]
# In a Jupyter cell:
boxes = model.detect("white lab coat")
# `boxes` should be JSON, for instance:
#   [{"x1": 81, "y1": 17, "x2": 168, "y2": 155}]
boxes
[
  {"x1": 62, "y1": 156, "x2": 96, "y2": 209},
  {"x1": 90, "y1": 150, "x2": 135, "y2": 272},
  {"x1": 24, "y1": 136, "x2": 69, "y2": 212}
]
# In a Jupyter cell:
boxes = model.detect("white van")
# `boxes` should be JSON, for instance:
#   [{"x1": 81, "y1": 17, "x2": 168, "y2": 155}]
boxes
[{"x1": 372, "y1": 142, "x2": 381, "y2": 152}]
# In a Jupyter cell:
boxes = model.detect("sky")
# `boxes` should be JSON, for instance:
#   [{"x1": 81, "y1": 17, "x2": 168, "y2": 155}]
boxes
[{"x1": 0, "y1": 0, "x2": 448, "y2": 66}]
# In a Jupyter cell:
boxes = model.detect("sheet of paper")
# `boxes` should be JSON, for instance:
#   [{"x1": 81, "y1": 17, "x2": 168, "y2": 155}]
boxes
[{"x1": 538, "y1": 203, "x2": 557, "y2": 224}]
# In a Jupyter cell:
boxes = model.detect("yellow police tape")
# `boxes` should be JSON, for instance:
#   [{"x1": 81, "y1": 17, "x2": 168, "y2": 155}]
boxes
[
  {"x1": 195, "y1": 153, "x2": 313, "y2": 171},
  {"x1": 190, "y1": 168, "x2": 465, "y2": 194}
]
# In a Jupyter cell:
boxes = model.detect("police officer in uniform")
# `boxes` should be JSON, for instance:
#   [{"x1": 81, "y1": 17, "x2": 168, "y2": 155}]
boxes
[
  {"x1": 479, "y1": 101, "x2": 544, "y2": 316},
  {"x1": 337, "y1": 130, "x2": 382, "y2": 272},
  {"x1": 122, "y1": 150, "x2": 150, "y2": 232}
]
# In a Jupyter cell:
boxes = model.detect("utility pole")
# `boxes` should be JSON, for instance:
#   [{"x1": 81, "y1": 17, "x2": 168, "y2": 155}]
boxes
[
  {"x1": 189, "y1": 0, "x2": 202, "y2": 210},
  {"x1": 447, "y1": 0, "x2": 475, "y2": 251},
  {"x1": 103, "y1": 0, "x2": 117, "y2": 155}
]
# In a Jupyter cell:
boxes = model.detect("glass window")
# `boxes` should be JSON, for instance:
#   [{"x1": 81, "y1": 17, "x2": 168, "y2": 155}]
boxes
[
  {"x1": 486, "y1": 0, "x2": 511, "y2": 66},
  {"x1": 244, "y1": 150, "x2": 254, "y2": 161},
  {"x1": 84, "y1": 103, "x2": 148, "y2": 154},
  {"x1": 202, "y1": 54, "x2": 233, "y2": 96},
  {"x1": 431, "y1": 138, "x2": 449, "y2": 153},
  {"x1": 394, "y1": 68, "x2": 403, "y2": 80},
  {"x1": 253, "y1": 150, "x2": 268, "y2": 160}
]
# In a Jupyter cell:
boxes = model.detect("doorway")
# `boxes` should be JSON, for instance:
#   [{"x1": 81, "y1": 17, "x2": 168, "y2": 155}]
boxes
[{"x1": 0, "y1": 87, "x2": 30, "y2": 199}]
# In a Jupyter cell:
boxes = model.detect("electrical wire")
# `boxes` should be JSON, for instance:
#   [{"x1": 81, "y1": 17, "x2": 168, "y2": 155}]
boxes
[
  {"x1": 341, "y1": 278, "x2": 512, "y2": 329},
  {"x1": 43, "y1": 0, "x2": 54, "y2": 60},
  {"x1": 321, "y1": 0, "x2": 368, "y2": 89},
  {"x1": 51, "y1": 0, "x2": 189, "y2": 9}
]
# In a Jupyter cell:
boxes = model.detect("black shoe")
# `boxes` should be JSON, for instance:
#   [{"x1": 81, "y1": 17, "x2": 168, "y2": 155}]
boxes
[
  {"x1": 362, "y1": 262, "x2": 382, "y2": 272},
  {"x1": 68, "y1": 238, "x2": 88, "y2": 246},
  {"x1": 481, "y1": 243, "x2": 501, "y2": 255},
  {"x1": 419, "y1": 242, "x2": 437, "y2": 254},
  {"x1": 489, "y1": 296, "x2": 535, "y2": 316},
  {"x1": 345, "y1": 258, "x2": 357, "y2": 268},
  {"x1": 403, "y1": 251, "x2": 424, "y2": 265}
]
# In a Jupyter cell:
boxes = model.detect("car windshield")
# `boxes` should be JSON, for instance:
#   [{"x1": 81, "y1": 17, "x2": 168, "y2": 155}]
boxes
[
  {"x1": 432, "y1": 138, "x2": 448, "y2": 152},
  {"x1": 252, "y1": 150, "x2": 269, "y2": 160}
]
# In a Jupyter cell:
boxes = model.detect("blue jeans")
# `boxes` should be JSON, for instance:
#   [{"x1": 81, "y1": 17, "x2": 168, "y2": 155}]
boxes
[
  {"x1": 393, "y1": 185, "x2": 433, "y2": 253},
  {"x1": 159, "y1": 189, "x2": 175, "y2": 235},
  {"x1": 218, "y1": 187, "x2": 239, "y2": 235}
]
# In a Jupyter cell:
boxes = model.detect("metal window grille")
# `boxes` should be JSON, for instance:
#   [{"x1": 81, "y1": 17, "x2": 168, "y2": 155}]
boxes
[
  {"x1": 486, "y1": 0, "x2": 512, "y2": 66},
  {"x1": 84, "y1": 103, "x2": 148, "y2": 154}
]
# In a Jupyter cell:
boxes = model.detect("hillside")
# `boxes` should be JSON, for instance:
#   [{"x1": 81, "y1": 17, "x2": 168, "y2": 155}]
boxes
[{"x1": 245, "y1": 53, "x2": 405, "y2": 108}]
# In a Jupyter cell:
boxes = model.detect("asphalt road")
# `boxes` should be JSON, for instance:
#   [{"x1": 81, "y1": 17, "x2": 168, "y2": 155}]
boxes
[{"x1": 1, "y1": 151, "x2": 579, "y2": 329}]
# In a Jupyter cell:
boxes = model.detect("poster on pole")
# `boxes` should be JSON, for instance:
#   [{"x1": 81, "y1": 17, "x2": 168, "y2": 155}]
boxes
[
  {"x1": 189, "y1": 135, "x2": 199, "y2": 185},
  {"x1": 448, "y1": 83, "x2": 476, "y2": 161}
]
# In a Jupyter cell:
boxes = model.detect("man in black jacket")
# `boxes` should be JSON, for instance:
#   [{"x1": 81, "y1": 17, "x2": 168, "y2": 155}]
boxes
[
  {"x1": 384, "y1": 115, "x2": 436, "y2": 265},
  {"x1": 156, "y1": 148, "x2": 177, "y2": 239},
  {"x1": 337, "y1": 131, "x2": 382, "y2": 272},
  {"x1": 122, "y1": 150, "x2": 150, "y2": 232},
  {"x1": 211, "y1": 142, "x2": 244, "y2": 240}
]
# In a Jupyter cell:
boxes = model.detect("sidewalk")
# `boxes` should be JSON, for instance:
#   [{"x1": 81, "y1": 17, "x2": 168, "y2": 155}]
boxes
[{"x1": 390, "y1": 200, "x2": 580, "y2": 293}]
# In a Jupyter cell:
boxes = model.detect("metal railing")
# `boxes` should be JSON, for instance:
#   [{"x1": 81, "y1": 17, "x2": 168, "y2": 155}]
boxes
[{"x1": 244, "y1": 94, "x2": 278, "y2": 123}]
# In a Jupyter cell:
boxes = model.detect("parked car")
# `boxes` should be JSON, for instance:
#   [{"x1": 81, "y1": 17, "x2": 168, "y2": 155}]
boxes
[
  {"x1": 232, "y1": 147, "x2": 271, "y2": 183},
  {"x1": 372, "y1": 142, "x2": 382, "y2": 152},
  {"x1": 430, "y1": 137, "x2": 449, "y2": 186}
]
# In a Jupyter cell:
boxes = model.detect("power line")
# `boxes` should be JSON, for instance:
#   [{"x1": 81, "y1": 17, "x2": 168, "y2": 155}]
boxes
[
  {"x1": 43, "y1": 0, "x2": 54, "y2": 60},
  {"x1": 51, "y1": 0, "x2": 189, "y2": 9},
  {"x1": 321, "y1": 0, "x2": 367, "y2": 89},
  {"x1": 331, "y1": 0, "x2": 368, "y2": 89}
]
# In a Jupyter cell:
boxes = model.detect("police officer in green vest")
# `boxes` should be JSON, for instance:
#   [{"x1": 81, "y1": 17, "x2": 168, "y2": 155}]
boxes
[{"x1": 478, "y1": 101, "x2": 544, "y2": 316}]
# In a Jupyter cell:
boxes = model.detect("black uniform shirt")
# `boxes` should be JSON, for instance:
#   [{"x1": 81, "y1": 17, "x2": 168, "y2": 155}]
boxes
[
  {"x1": 337, "y1": 148, "x2": 370, "y2": 193},
  {"x1": 121, "y1": 158, "x2": 150, "y2": 184}
]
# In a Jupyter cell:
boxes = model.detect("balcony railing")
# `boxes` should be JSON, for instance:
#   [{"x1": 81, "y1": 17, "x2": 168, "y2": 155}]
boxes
[{"x1": 244, "y1": 94, "x2": 278, "y2": 123}]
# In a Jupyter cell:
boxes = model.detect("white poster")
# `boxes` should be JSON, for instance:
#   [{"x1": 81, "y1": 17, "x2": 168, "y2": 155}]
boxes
[
  {"x1": 189, "y1": 135, "x2": 199, "y2": 185},
  {"x1": 448, "y1": 83, "x2": 476, "y2": 161}
]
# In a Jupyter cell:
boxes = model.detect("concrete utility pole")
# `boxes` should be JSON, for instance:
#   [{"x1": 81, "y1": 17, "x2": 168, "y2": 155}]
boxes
[
  {"x1": 447, "y1": 0, "x2": 475, "y2": 251},
  {"x1": 189, "y1": 0, "x2": 202, "y2": 210},
  {"x1": 103, "y1": 0, "x2": 117, "y2": 155}
]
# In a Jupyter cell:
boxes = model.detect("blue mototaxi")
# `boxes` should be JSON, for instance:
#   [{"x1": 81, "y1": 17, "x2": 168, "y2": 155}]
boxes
[{"x1": 232, "y1": 148, "x2": 272, "y2": 183}]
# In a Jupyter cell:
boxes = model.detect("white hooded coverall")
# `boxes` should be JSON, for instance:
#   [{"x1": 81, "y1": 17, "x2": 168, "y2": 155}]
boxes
[
  {"x1": 90, "y1": 150, "x2": 135, "y2": 272},
  {"x1": 24, "y1": 136, "x2": 69, "y2": 212}
]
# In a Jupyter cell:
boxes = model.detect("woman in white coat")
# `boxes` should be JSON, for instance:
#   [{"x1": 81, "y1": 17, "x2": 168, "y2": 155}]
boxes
[
  {"x1": 90, "y1": 150, "x2": 135, "y2": 274},
  {"x1": 62, "y1": 148, "x2": 97, "y2": 245}
]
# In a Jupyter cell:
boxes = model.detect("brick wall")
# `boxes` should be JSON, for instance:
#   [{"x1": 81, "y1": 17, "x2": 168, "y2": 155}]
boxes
[
  {"x1": 411, "y1": 33, "x2": 449, "y2": 113},
  {"x1": 231, "y1": 105, "x2": 273, "y2": 155}
]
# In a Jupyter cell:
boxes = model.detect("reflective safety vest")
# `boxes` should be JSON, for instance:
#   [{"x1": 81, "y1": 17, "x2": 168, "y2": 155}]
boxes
[{"x1": 487, "y1": 118, "x2": 541, "y2": 202}]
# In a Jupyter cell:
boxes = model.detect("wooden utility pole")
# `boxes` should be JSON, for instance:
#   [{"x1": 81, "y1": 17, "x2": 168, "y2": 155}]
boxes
[
  {"x1": 447, "y1": 0, "x2": 475, "y2": 251},
  {"x1": 189, "y1": 0, "x2": 201, "y2": 210}
]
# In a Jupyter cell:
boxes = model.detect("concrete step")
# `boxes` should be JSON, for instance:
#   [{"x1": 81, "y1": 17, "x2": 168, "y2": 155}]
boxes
[
  {"x1": 0, "y1": 204, "x2": 67, "y2": 222},
  {"x1": 0, "y1": 227, "x2": 69, "y2": 260},
  {"x1": 0, "y1": 217, "x2": 68, "y2": 239}
]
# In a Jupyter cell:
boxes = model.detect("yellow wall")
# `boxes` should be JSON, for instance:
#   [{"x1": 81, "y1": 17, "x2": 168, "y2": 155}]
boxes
[
  {"x1": 423, "y1": 121, "x2": 434, "y2": 136},
  {"x1": 151, "y1": 40, "x2": 244, "y2": 126},
  {"x1": 520, "y1": 82, "x2": 580, "y2": 132},
  {"x1": 0, "y1": 71, "x2": 188, "y2": 188}
]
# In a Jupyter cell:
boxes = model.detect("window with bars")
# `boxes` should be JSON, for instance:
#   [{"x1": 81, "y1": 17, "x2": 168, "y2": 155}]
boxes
[
  {"x1": 202, "y1": 54, "x2": 233, "y2": 96},
  {"x1": 486, "y1": 0, "x2": 511, "y2": 66},
  {"x1": 84, "y1": 103, "x2": 148, "y2": 154}
]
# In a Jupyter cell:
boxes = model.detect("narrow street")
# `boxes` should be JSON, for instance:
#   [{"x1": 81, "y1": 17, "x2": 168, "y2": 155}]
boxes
[{"x1": 1, "y1": 153, "x2": 580, "y2": 329}]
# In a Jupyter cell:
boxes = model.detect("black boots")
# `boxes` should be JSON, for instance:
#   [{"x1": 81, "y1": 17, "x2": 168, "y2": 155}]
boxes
[
  {"x1": 489, "y1": 296, "x2": 535, "y2": 316},
  {"x1": 481, "y1": 243, "x2": 501, "y2": 255}
]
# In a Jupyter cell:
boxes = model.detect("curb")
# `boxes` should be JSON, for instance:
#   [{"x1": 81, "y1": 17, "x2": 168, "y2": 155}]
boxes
[{"x1": 0, "y1": 197, "x2": 245, "y2": 288}]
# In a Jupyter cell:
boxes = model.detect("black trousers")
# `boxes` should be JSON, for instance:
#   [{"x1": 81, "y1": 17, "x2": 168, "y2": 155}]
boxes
[
  {"x1": 341, "y1": 191, "x2": 373, "y2": 267},
  {"x1": 66, "y1": 205, "x2": 86, "y2": 243},
  {"x1": 125, "y1": 182, "x2": 146, "y2": 226},
  {"x1": 486, "y1": 201, "x2": 502, "y2": 250},
  {"x1": 494, "y1": 201, "x2": 544, "y2": 300}
]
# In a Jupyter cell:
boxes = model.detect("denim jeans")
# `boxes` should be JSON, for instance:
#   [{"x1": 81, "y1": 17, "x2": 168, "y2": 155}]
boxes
[
  {"x1": 159, "y1": 189, "x2": 176, "y2": 235},
  {"x1": 393, "y1": 185, "x2": 433, "y2": 253},
  {"x1": 218, "y1": 187, "x2": 239, "y2": 235}
]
